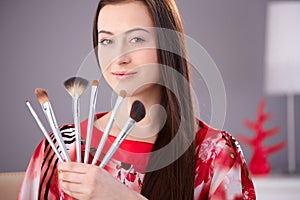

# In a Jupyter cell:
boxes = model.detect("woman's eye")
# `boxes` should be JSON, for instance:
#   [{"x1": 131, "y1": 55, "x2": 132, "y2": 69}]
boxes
[
  {"x1": 130, "y1": 37, "x2": 145, "y2": 44},
  {"x1": 99, "y1": 39, "x2": 112, "y2": 45}
]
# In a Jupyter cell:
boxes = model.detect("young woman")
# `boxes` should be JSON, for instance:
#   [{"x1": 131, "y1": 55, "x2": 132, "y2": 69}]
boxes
[{"x1": 18, "y1": 0, "x2": 256, "y2": 199}]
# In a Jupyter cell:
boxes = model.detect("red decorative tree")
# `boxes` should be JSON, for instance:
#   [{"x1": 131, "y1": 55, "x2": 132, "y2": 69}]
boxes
[{"x1": 236, "y1": 99, "x2": 286, "y2": 175}]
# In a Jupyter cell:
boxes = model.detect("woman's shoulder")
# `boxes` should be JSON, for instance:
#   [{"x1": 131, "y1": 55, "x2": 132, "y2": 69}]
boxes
[
  {"x1": 195, "y1": 119, "x2": 226, "y2": 146},
  {"x1": 194, "y1": 120, "x2": 256, "y2": 200},
  {"x1": 194, "y1": 119, "x2": 244, "y2": 163}
]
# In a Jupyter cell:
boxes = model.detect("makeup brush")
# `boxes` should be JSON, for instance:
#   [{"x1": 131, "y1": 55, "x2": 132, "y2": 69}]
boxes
[
  {"x1": 35, "y1": 88, "x2": 70, "y2": 162},
  {"x1": 99, "y1": 100, "x2": 145, "y2": 168},
  {"x1": 84, "y1": 80, "x2": 99, "y2": 164},
  {"x1": 64, "y1": 77, "x2": 89, "y2": 163},
  {"x1": 91, "y1": 90, "x2": 127, "y2": 165},
  {"x1": 25, "y1": 100, "x2": 64, "y2": 162}
]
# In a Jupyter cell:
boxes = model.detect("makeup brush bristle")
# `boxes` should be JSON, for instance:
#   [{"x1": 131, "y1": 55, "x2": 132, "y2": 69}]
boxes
[
  {"x1": 64, "y1": 77, "x2": 89, "y2": 97},
  {"x1": 119, "y1": 90, "x2": 127, "y2": 98},
  {"x1": 92, "y1": 80, "x2": 99, "y2": 86},
  {"x1": 130, "y1": 100, "x2": 146, "y2": 122},
  {"x1": 35, "y1": 88, "x2": 49, "y2": 105}
]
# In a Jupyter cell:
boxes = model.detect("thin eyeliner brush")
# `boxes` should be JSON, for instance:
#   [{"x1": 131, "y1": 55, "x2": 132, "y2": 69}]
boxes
[
  {"x1": 92, "y1": 90, "x2": 126, "y2": 165},
  {"x1": 64, "y1": 77, "x2": 89, "y2": 162},
  {"x1": 84, "y1": 80, "x2": 99, "y2": 164},
  {"x1": 25, "y1": 100, "x2": 64, "y2": 162},
  {"x1": 99, "y1": 100, "x2": 145, "y2": 168}
]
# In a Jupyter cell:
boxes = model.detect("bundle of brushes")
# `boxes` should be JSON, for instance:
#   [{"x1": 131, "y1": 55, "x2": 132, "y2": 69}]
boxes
[{"x1": 26, "y1": 77, "x2": 146, "y2": 169}]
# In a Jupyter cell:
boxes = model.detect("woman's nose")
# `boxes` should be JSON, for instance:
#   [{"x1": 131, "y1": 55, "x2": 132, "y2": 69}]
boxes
[{"x1": 115, "y1": 53, "x2": 132, "y2": 66}]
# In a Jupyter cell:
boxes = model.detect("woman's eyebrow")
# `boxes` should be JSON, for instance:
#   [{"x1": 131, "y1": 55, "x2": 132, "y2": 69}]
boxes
[
  {"x1": 125, "y1": 28, "x2": 150, "y2": 34},
  {"x1": 98, "y1": 28, "x2": 150, "y2": 35},
  {"x1": 98, "y1": 30, "x2": 113, "y2": 35}
]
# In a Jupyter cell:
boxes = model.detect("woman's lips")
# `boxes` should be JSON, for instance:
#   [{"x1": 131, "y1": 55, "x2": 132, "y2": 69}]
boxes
[{"x1": 111, "y1": 71, "x2": 137, "y2": 80}]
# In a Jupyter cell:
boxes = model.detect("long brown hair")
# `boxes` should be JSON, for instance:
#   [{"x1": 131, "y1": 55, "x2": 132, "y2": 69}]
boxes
[{"x1": 93, "y1": 0, "x2": 196, "y2": 199}]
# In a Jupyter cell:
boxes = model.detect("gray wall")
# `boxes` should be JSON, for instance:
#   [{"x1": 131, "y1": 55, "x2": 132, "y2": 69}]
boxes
[{"x1": 0, "y1": 0, "x2": 299, "y2": 174}]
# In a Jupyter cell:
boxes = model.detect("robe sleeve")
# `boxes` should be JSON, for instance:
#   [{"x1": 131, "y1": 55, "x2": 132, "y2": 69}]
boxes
[
  {"x1": 194, "y1": 131, "x2": 256, "y2": 200},
  {"x1": 17, "y1": 125, "x2": 77, "y2": 200}
]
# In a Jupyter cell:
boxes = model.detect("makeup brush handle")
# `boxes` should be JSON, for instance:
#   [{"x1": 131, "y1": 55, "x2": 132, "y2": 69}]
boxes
[
  {"x1": 51, "y1": 126, "x2": 71, "y2": 162},
  {"x1": 92, "y1": 117, "x2": 114, "y2": 165},
  {"x1": 92, "y1": 96, "x2": 124, "y2": 165},
  {"x1": 99, "y1": 143, "x2": 119, "y2": 168},
  {"x1": 92, "y1": 95, "x2": 124, "y2": 165},
  {"x1": 111, "y1": 96, "x2": 124, "y2": 116},
  {"x1": 73, "y1": 98, "x2": 81, "y2": 163},
  {"x1": 99, "y1": 119, "x2": 135, "y2": 168},
  {"x1": 84, "y1": 85, "x2": 98, "y2": 164},
  {"x1": 43, "y1": 102, "x2": 71, "y2": 162},
  {"x1": 26, "y1": 102, "x2": 64, "y2": 162}
]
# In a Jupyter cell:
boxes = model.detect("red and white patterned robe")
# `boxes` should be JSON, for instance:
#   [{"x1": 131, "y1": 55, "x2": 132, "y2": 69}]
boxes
[{"x1": 18, "y1": 113, "x2": 256, "y2": 199}]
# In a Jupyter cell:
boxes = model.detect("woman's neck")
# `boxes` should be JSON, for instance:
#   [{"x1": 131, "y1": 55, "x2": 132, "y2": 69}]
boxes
[{"x1": 95, "y1": 85, "x2": 163, "y2": 144}]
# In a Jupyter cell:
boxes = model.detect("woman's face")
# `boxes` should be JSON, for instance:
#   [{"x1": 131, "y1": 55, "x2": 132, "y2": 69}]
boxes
[{"x1": 97, "y1": 1, "x2": 161, "y2": 97}]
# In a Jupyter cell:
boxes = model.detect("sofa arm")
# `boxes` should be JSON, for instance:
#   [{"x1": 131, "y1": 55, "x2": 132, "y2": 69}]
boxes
[{"x1": 0, "y1": 172, "x2": 25, "y2": 200}]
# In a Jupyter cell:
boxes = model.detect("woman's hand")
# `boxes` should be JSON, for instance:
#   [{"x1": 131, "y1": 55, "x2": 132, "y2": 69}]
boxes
[{"x1": 57, "y1": 162, "x2": 147, "y2": 200}]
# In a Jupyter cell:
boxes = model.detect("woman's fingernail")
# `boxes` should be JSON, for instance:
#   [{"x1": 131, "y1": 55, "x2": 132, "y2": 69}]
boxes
[
  {"x1": 58, "y1": 171, "x2": 63, "y2": 179},
  {"x1": 60, "y1": 182, "x2": 65, "y2": 190}
]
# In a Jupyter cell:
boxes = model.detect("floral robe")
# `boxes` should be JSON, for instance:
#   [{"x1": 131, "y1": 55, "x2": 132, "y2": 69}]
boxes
[{"x1": 18, "y1": 113, "x2": 256, "y2": 199}]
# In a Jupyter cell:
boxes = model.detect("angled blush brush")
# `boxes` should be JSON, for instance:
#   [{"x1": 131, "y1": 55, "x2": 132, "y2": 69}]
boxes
[
  {"x1": 35, "y1": 88, "x2": 71, "y2": 162},
  {"x1": 64, "y1": 77, "x2": 89, "y2": 162},
  {"x1": 99, "y1": 100, "x2": 145, "y2": 168},
  {"x1": 92, "y1": 90, "x2": 127, "y2": 165},
  {"x1": 25, "y1": 100, "x2": 64, "y2": 162},
  {"x1": 84, "y1": 80, "x2": 99, "y2": 164}
]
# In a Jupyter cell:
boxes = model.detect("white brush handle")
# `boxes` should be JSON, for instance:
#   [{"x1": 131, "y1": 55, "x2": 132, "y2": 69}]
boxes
[
  {"x1": 99, "y1": 118, "x2": 135, "y2": 168},
  {"x1": 73, "y1": 97, "x2": 81, "y2": 163},
  {"x1": 42, "y1": 102, "x2": 70, "y2": 162},
  {"x1": 26, "y1": 101, "x2": 64, "y2": 162},
  {"x1": 84, "y1": 85, "x2": 98, "y2": 164},
  {"x1": 92, "y1": 96, "x2": 124, "y2": 165}
]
